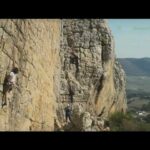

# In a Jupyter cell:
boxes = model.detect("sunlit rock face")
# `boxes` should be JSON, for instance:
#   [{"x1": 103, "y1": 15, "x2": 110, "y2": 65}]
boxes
[{"x1": 0, "y1": 19, "x2": 127, "y2": 131}]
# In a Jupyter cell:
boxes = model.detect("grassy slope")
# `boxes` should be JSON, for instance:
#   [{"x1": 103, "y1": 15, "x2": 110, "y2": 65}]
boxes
[
  {"x1": 126, "y1": 76, "x2": 150, "y2": 93},
  {"x1": 118, "y1": 58, "x2": 150, "y2": 76},
  {"x1": 118, "y1": 58, "x2": 150, "y2": 95}
]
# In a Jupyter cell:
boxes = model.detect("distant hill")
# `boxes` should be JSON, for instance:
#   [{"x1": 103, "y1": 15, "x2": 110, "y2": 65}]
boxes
[
  {"x1": 118, "y1": 58, "x2": 150, "y2": 99},
  {"x1": 118, "y1": 58, "x2": 150, "y2": 76}
]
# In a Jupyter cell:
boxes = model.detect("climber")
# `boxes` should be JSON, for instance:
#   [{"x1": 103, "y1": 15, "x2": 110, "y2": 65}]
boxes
[
  {"x1": 2, "y1": 67, "x2": 19, "y2": 107},
  {"x1": 64, "y1": 104, "x2": 72, "y2": 123}
]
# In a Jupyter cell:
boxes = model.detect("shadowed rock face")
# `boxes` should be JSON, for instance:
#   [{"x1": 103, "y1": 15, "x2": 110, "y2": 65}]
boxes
[
  {"x1": 57, "y1": 19, "x2": 127, "y2": 130},
  {"x1": 0, "y1": 19, "x2": 127, "y2": 131}
]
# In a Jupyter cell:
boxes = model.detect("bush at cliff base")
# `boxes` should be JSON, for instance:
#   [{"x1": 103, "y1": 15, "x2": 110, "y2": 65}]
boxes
[{"x1": 109, "y1": 111, "x2": 150, "y2": 131}]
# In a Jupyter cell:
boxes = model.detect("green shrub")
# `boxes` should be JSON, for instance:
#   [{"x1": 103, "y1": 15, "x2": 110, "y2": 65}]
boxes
[
  {"x1": 109, "y1": 111, "x2": 150, "y2": 131},
  {"x1": 143, "y1": 114, "x2": 150, "y2": 123},
  {"x1": 141, "y1": 102, "x2": 150, "y2": 111}
]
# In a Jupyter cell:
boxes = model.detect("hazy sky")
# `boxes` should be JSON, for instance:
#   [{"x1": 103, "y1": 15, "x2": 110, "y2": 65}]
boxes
[{"x1": 108, "y1": 19, "x2": 150, "y2": 58}]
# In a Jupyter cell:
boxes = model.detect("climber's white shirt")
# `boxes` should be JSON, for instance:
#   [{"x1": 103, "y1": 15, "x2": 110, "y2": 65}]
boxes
[{"x1": 9, "y1": 72, "x2": 16, "y2": 84}]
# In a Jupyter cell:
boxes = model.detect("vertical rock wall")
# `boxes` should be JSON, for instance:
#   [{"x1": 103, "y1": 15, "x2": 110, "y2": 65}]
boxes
[
  {"x1": 0, "y1": 19, "x2": 127, "y2": 131},
  {"x1": 57, "y1": 19, "x2": 127, "y2": 127},
  {"x1": 0, "y1": 19, "x2": 61, "y2": 131}
]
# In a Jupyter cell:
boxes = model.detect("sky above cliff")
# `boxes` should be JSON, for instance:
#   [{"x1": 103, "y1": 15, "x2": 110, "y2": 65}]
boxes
[{"x1": 108, "y1": 19, "x2": 150, "y2": 58}]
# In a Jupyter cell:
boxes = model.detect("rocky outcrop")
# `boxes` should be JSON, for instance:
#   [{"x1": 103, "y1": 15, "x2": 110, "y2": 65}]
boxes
[
  {"x1": 0, "y1": 19, "x2": 127, "y2": 131},
  {"x1": 61, "y1": 103, "x2": 110, "y2": 131},
  {"x1": 56, "y1": 19, "x2": 127, "y2": 130}
]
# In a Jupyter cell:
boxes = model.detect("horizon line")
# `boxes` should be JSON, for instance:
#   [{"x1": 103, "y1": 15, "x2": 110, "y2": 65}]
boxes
[{"x1": 117, "y1": 57, "x2": 150, "y2": 59}]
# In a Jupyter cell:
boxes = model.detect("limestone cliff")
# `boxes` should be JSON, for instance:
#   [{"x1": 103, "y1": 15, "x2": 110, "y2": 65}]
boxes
[
  {"x1": 56, "y1": 19, "x2": 127, "y2": 131},
  {"x1": 0, "y1": 19, "x2": 61, "y2": 130},
  {"x1": 0, "y1": 19, "x2": 127, "y2": 131}
]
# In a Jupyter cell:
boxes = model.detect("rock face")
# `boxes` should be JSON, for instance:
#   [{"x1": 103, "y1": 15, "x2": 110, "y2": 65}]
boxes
[
  {"x1": 0, "y1": 19, "x2": 61, "y2": 131},
  {"x1": 0, "y1": 19, "x2": 127, "y2": 131},
  {"x1": 57, "y1": 19, "x2": 127, "y2": 130}
]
